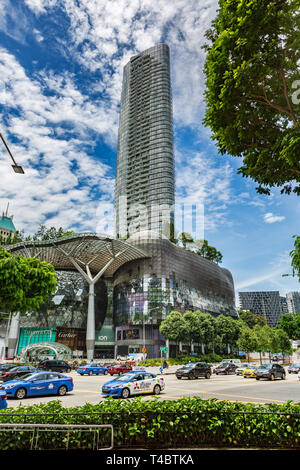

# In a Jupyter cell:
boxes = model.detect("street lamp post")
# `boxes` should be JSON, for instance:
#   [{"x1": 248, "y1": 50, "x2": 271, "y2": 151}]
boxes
[{"x1": 0, "y1": 132, "x2": 25, "y2": 174}]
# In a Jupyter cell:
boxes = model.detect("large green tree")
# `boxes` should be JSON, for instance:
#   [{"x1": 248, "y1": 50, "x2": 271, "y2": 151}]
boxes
[
  {"x1": 203, "y1": 0, "x2": 300, "y2": 196},
  {"x1": 0, "y1": 247, "x2": 57, "y2": 315},
  {"x1": 159, "y1": 311, "x2": 189, "y2": 356},
  {"x1": 238, "y1": 309, "x2": 267, "y2": 328},
  {"x1": 290, "y1": 235, "x2": 300, "y2": 281}
]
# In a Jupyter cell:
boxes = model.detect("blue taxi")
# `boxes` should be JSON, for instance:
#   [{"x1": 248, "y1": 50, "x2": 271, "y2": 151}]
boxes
[
  {"x1": 0, "y1": 371, "x2": 74, "y2": 399},
  {"x1": 102, "y1": 370, "x2": 165, "y2": 399},
  {"x1": 0, "y1": 390, "x2": 7, "y2": 409},
  {"x1": 77, "y1": 363, "x2": 109, "y2": 376}
]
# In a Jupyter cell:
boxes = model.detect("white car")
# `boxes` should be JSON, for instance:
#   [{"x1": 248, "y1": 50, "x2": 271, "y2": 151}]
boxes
[
  {"x1": 235, "y1": 363, "x2": 251, "y2": 376},
  {"x1": 102, "y1": 371, "x2": 165, "y2": 399}
]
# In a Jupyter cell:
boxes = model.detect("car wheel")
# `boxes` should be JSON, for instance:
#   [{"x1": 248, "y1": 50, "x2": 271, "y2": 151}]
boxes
[
  {"x1": 270, "y1": 374, "x2": 275, "y2": 381},
  {"x1": 281, "y1": 373, "x2": 286, "y2": 380},
  {"x1": 205, "y1": 372, "x2": 211, "y2": 379},
  {"x1": 15, "y1": 387, "x2": 26, "y2": 399},
  {"x1": 153, "y1": 384, "x2": 161, "y2": 395},
  {"x1": 89, "y1": 371, "x2": 93, "y2": 376},
  {"x1": 256, "y1": 377, "x2": 260, "y2": 380},
  {"x1": 177, "y1": 376, "x2": 182, "y2": 379},
  {"x1": 188, "y1": 372, "x2": 194, "y2": 380},
  {"x1": 121, "y1": 388, "x2": 130, "y2": 399},
  {"x1": 57, "y1": 385, "x2": 67, "y2": 396}
]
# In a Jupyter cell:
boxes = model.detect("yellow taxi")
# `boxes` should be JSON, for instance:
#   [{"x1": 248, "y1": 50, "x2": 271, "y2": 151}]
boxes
[{"x1": 242, "y1": 364, "x2": 259, "y2": 378}]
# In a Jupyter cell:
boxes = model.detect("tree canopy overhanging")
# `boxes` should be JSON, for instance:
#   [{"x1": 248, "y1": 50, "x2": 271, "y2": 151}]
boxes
[
  {"x1": 0, "y1": 246, "x2": 57, "y2": 314},
  {"x1": 203, "y1": 0, "x2": 300, "y2": 195}
]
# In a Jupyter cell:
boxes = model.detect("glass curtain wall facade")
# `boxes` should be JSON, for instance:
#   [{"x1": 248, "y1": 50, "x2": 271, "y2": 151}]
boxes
[
  {"x1": 115, "y1": 44, "x2": 174, "y2": 238},
  {"x1": 113, "y1": 233, "x2": 237, "y2": 357},
  {"x1": 238, "y1": 291, "x2": 281, "y2": 327}
]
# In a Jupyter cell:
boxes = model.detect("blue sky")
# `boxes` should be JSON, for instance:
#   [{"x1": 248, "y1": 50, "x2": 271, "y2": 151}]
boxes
[{"x1": 0, "y1": 0, "x2": 299, "y2": 303}]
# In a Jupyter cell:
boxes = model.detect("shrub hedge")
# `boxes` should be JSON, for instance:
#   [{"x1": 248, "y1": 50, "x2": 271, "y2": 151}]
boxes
[
  {"x1": 0, "y1": 397, "x2": 300, "y2": 450},
  {"x1": 140, "y1": 354, "x2": 239, "y2": 366}
]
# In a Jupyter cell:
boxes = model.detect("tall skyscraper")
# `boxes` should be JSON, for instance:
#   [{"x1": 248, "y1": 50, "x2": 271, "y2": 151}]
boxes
[{"x1": 115, "y1": 44, "x2": 175, "y2": 238}]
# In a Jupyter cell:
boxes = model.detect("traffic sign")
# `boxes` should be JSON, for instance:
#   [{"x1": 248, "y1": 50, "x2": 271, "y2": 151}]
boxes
[{"x1": 160, "y1": 347, "x2": 168, "y2": 353}]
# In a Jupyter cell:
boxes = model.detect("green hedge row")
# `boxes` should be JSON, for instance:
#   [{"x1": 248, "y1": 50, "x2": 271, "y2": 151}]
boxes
[
  {"x1": 1, "y1": 398, "x2": 300, "y2": 449},
  {"x1": 140, "y1": 354, "x2": 240, "y2": 366}
]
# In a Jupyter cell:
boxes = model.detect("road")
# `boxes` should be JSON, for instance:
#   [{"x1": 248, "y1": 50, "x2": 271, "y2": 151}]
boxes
[{"x1": 3, "y1": 367, "x2": 300, "y2": 409}]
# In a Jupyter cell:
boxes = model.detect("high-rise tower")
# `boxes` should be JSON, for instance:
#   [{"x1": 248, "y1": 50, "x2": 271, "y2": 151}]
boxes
[{"x1": 115, "y1": 44, "x2": 175, "y2": 238}]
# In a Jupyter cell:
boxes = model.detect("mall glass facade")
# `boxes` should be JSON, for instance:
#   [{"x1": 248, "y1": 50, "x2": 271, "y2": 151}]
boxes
[{"x1": 113, "y1": 232, "x2": 237, "y2": 357}]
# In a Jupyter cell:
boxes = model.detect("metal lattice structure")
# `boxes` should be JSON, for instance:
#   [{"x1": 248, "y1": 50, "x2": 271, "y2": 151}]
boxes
[{"x1": 6, "y1": 233, "x2": 149, "y2": 359}]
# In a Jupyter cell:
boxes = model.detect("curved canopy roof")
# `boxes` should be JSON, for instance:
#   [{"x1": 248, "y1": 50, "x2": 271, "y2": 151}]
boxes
[
  {"x1": 19, "y1": 341, "x2": 72, "y2": 360},
  {"x1": 5, "y1": 232, "x2": 149, "y2": 277}
]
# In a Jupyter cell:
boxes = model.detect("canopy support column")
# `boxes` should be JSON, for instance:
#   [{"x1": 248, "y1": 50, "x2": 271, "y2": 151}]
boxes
[{"x1": 56, "y1": 246, "x2": 129, "y2": 361}]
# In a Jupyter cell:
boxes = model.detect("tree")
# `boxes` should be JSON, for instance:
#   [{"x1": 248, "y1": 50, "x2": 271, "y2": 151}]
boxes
[
  {"x1": 253, "y1": 324, "x2": 272, "y2": 363},
  {"x1": 0, "y1": 246, "x2": 57, "y2": 315},
  {"x1": 203, "y1": 0, "x2": 300, "y2": 196},
  {"x1": 237, "y1": 326, "x2": 258, "y2": 362},
  {"x1": 238, "y1": 309, "x2": 267, "y2": 328},
  {"x1": 215, "y1": 314, "x2": 242, "y2": 354},
  {"x1": 277, "y1": 312, "x2": 300, "y2": 340},
  {"x1": 32, "y1": 225, "x2": 77, "y2": 241},
  {"x1": 193, "y1": 240, "x2": 223, "y2": 264},
  {"x1": 290, "y1": 235, "x2": 300, "y2": 281},
  {"x1": 274, "y1": 328, "x2": 293, "y2": 357},
  {"x1": 159, "y1": 311, "x2": 189, "y2": 356}
]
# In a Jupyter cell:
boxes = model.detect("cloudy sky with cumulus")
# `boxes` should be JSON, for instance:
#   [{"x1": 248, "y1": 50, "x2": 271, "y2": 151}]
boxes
[{"x1": 0, "y1": 0, "x2": 299, "y2": 302}]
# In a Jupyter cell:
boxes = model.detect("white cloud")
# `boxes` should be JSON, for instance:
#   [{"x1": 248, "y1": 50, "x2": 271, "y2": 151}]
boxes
[
  {"x1": 264, "y1": 212, "x2": 286, "y2": 224},
  {"x1": 0, "y1": 48, "x2": 116, "y2": 235}
]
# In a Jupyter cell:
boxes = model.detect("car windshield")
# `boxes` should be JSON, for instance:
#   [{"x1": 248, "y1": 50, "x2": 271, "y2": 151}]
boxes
[
  {"x1": 183, "y1": 363, "x2": 195, "y2": 369},
  {"x1": 12, "y1": 373, "x2": 38, "y2": 381},
  {"x1": 258, "y1": 364, "x2": 272, "y2": 369},
  {"x1": 114, "y1": 373, "x2": 137, "y2": 382},
  {"x1": 292, "y1": 364, "x2": 300, "y2": 367}
]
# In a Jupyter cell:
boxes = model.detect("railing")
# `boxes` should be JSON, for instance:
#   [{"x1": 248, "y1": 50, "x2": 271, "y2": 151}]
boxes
[
  {"x1": 0, "y1": 421, "x2": 113, "y2": 451},
  {"x1": 0, "y1": 410, "x2": 300, "y2": 449}
]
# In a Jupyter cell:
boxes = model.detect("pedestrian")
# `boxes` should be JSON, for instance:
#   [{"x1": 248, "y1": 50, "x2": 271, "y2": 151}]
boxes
[{"x1": 163, "y1": 360, "x2": 168, "y2": 369}]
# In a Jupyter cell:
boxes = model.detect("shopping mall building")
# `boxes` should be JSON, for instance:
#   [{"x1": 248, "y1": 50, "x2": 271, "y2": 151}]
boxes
[{"x1": 1, "y1": 45, "x2": 237, "y2": 360}]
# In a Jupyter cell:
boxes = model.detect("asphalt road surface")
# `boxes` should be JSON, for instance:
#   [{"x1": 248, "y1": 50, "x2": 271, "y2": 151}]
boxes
[{"x1": 3, "y1": 367, "x2": 300, "y2": 409}]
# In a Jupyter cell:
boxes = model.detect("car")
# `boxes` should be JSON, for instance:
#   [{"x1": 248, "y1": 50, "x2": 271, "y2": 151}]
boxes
[
  {"x1": 102, "y1": 371, "x2": 165, "y2": 399},
  {"x1": 255, "y1": 363, "x2": 286, "y2": 381},
  {"x1": 288, "y1": 363, "x2": 300, "y2": 374},
  {"x1": 0, "y1": 390, "x2": 7, "y2": 409},
  {"x1": 175, "y1": 362, "x2": 212, "y2": 380},
  {"x1": 0, "y1": 371, "x2": 74, "y2": 399},
  {"x1": 214, "y1": 363, "x2": 238, "y2": 375},
  {"x1": 242, "y1": 365, "x2": 259, "y2": 378},
  {"x1": 38, "y1": 360, "x2": 71, "y2": 373},
  {"x1": 107, "y1": 364, "x2": 133, "y2": 376},
  {"x1": 0, "y1": 364, "x2": 19, "y2": 378},
  {"x1": 235, "y1": 364, "x2": 251, "y2": 376},
  {"x1": 77, "y1": 363, "x2": 109, "y2": 376},
  {"x1": 1, "y1": 365, "x2": 38, "y2": 383}
]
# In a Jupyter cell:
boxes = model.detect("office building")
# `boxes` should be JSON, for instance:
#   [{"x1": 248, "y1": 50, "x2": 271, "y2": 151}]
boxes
[
  {"x1": 286, "y1": 292, "x2": 300, "y2": 314},
  {"x1": 238, "y1": 291, "x2": 281, "y2": 327}
]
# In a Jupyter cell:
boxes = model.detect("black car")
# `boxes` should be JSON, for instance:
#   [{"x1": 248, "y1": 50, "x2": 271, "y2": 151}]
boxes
[
  {"x1": 288, "y1": 363, "x2": 300, "y2": 374},
  {"x1": 254, "y1": 363, "x2": 286, "y2": 381},
  {"x1": 38, "y1": 360, "x2": 71, "y2": 373},
  {"x1": 0, "y1": 364, "x2": 18, "y2": 378},
  {"x1": 175, "y1": 362, "x2": 212, "y2": 380},
  {"x1": 2, "y1": 365, "x2": 37, "y2": 382},
  {"x1": 214, "y1": 363, "x2": 238, "y2": 375}
]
